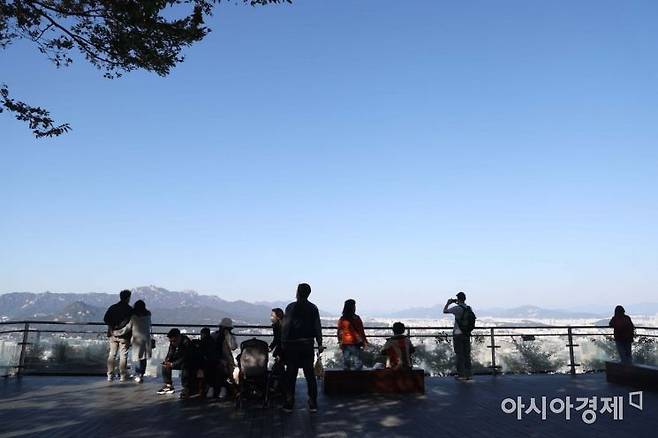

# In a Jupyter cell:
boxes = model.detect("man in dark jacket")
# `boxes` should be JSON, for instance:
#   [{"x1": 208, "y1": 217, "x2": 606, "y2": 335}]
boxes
[
  {"x1": 103, "y1": 289, "x2": 133, "y2": 382},
  {"x1": 281, "y1": 283, "x2": 324, "y2": 413},
  {"x1": 196, "y1": 327, "x2": 220, "y2": 398},
  {"x1": 157, "y1": 328, "x2": 196, "y2": 398}
]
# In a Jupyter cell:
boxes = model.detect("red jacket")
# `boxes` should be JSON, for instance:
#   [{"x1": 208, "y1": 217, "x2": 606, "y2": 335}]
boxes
[
  {"x1": 609, "y1": 315, "x2": 635, "y2": 342},
  {"x1": 337, "y1": 315, "x2": 367, "y2": 347},
  {"x1": 382, "y1": 335, "x2": 415, "y2": 370}
]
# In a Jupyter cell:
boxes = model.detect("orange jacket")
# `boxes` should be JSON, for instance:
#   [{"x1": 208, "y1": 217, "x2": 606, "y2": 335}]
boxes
[{"x1": 337, "y1": 315, "x2": 367, "y2": 347}]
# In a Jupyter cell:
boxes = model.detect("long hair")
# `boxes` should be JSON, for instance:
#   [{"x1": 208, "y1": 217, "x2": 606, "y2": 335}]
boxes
[
  {"x1": 614, "y1": 305, "x2": 625, "y2": 317},
  {"x1": 342, "y1": 299, "x2": 356, "y2": 320},
  {"x1": 133, "y1": 300, "x2": 150, "y2": 317}
]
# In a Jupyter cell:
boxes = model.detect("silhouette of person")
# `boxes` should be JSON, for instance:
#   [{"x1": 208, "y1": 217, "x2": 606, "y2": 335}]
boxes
[
  {"x1": 382, "y1": 322, "x2": 415, "y2": 370},
  {"x1": 281, "y1": 283, "x2": 324, "y2": 413},
  {"x1": 337, "y1": 299, "x2": 367, "y2": 370},
  {"x1": 443, "y1": 291, "x2": 474, "y2": 380},
  {"x1": 112, "y1": 299, "x2": 152, "y2": 383},
  {"x1": 103, "y1": 289, "x2": 133, "y2": 381},
  {"x1": 609, "y1": 305, "x2": 635, "y2": 364}
]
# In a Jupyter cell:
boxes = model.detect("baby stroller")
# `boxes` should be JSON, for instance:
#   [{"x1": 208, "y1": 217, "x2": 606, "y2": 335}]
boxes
[{"x1": 235, "y1": 338, "x2": 270, "y2": 408}]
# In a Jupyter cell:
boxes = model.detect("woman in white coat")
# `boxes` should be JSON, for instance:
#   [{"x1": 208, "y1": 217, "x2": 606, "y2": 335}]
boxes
[{"x1": 114, "y1": 300, "x2": 152, "y2": 383}]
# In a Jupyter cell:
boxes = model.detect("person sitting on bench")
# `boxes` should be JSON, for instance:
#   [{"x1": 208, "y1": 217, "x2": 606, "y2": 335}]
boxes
[
  {"x1": 381, "y1": 322, "x2": 415, "y2": 371},
  {"x1": 158, "y1": 328, "x2": 197, "y2": 398}
]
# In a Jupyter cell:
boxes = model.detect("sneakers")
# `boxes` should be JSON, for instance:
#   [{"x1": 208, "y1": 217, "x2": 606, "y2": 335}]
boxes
[
  {"x1": 134, "y1": 376, "x2": 143, "y2": 384},
  {"x1": 119, "y1": 375, "x2": 128, "y2": 382},
  {"x1": 282, "y1": 402, "x2": 294, "y2": 413},
  {"x1": 218, "y1": 387, "x2": 228, "y2": 400},
  {"x1": 308, "y1": 399, "x2": 318, "y2": 413},
  {"x1": 106, "y1": 374, "x2": 114, "y2": 382},
  {"x1": 157, "y1": 385, "x2": 175, "y2": 395}
]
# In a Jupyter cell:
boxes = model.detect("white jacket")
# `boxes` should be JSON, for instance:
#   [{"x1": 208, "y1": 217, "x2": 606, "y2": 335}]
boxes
[{"x1": 114, "y1": 314, "x2": 152, "y2": 360}]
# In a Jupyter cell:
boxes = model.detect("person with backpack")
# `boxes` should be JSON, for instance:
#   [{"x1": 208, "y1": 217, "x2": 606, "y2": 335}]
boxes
[
  {"x1": 609, "y1": 305, "x2": 635, "y2": 364},
  {"x1": 443, "y1": 291, "x2": 476, "y2": 381}
]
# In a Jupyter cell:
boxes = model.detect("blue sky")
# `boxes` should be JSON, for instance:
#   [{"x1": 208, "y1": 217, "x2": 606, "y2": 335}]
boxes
[{"x1": 1, "y1": 0, "x2": 657, "y2": 314}]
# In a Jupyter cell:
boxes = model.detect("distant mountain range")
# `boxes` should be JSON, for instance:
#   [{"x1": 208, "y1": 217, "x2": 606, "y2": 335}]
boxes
[
  {"x1": 0, "y1": 286, "x2": 302, "y2": 324},
  {"x1": 386, "y1": 303, "x2": 658, "y2": 319},
  {"x1": 2, "y1": 286, "x2": 656, "y2": 324}
]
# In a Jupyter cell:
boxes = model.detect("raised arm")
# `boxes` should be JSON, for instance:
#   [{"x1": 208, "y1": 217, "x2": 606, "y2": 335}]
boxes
[{"x1": 443, "y1": 299, "x2": 455, "y2": 314}]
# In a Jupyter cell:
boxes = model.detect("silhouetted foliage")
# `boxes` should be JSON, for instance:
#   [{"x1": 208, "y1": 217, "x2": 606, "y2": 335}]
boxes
[
  {"x1": 632, "y1": 336, "x2": 657, "y2": 366},
  {"x1": 583, "y1": 335, "x2": 657, "y2": 370},
  {"x1": 502, "y1": 337, "x2": 566, "y2": 373},
  {"x1": 0, "y1": 0, "x2": 290, "y2": 137},
  {"x1": 582, "y1": 335, "x2": 618, "y2": 371},
  {"x1": 412, "y1": 336, "x2": 454, "y2": 376}
]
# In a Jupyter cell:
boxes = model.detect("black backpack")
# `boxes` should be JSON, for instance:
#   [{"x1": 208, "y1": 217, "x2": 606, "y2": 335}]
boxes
[{"x1": 457, "y1": 305, "x2": 476, "y2": 335}]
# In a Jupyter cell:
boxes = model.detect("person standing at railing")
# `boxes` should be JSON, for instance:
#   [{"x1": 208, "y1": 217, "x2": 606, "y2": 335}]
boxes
[
  {"x1": 269, "y1": 308, "x2": 284, "y2": 361},
  {"x1": 281, "y1": 283, "x2": 324, "y2": 414},
  {"x1": 337, "y1": 299, "x2": 368, "y2": 370},
  {"x1": 112, "y1": 300, "x2": 152, "y2": 383},
  {"x1": 443, "y1": 291, "x2": 476, "y2": 381},
  {"x1": 609, "y1": 305, "x2": 635, "y2": 364},
  {"x1": 103, "y1": 289, "x2": 133, "y2": 382}
]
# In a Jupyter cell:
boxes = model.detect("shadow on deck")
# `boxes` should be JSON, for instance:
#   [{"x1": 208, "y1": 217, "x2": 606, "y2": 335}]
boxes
[{"x1": 0, "y1": 373, "x2": 655, "y2": 438}]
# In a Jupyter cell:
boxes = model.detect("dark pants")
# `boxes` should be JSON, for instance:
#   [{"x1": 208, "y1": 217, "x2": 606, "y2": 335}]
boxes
[
  {"x1": 136, "y1": 359, "x2": 147, "y2": 376},
  {"x1": 162, "y1": 364, "x2": 192, "y2": 389},
  {"x1": 616, "y1": 340, "x2": 633, "y2": 364},
  {"x1": 284, "y1": 342, "x2": 317, "y2": 406},
  {"x1": 453, "y1": 334, "x2": 472, "y2": 377}
]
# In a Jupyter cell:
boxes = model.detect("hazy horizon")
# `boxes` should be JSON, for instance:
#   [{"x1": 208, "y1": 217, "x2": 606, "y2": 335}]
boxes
[
  {"x1": 2, "y1": 1, "x2": 657, "y2": 313},
  {"x1": 0, "y1": 284, "x2": 654, "y2": 316}
]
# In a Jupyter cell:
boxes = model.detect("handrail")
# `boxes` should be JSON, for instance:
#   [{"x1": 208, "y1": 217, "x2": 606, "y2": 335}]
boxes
[
  {"x1": 2, "y1": 320, "x2": 656, "y2": 377},
  {"x1": 2, "y1": 320, "x2": 657, "y2": 330}
]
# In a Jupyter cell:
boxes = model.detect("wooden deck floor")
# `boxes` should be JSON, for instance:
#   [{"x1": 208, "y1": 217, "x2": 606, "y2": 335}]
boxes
[{"x1": 0, "y1": 373, "x2": 655, "y2": 438}]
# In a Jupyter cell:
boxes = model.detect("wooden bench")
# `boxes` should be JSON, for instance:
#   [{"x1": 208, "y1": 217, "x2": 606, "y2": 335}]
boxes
[
  {"x1": 605, "y1": 361, "x2": 658, "y2": 391},
  {"x1": 323, "y1": 368, "x2": 425, "y2": 395}
]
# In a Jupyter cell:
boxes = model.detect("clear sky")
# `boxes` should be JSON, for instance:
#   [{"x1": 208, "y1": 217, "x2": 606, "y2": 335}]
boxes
[{"x1": 1, "y1": 0, "x2": 657, "y2": 314}]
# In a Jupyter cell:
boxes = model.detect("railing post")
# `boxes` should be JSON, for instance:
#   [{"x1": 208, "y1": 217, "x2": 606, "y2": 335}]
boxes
[
  {"x1": 566, "y1": 326, "x2": 580, "y2": 376},
  {"x1": 17, "y1": 322, "x2": 30, "y2": 377},
  {"x1": 488, "y1": 327, "x2": 500, "y2": 375}
]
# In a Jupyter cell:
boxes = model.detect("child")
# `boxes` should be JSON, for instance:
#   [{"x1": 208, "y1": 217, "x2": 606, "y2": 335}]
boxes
[
  {"x1": 337, "y1": 299, "x2": 367, "y2": 370},
  {"x1": 381, "y1": 322, "x2": 415, "y2": 370}
]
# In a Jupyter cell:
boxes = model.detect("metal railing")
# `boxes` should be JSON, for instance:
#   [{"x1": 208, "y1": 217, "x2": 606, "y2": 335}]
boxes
[{"x1": 1, "y1": 320, "x2": 656, "y2": 377}]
